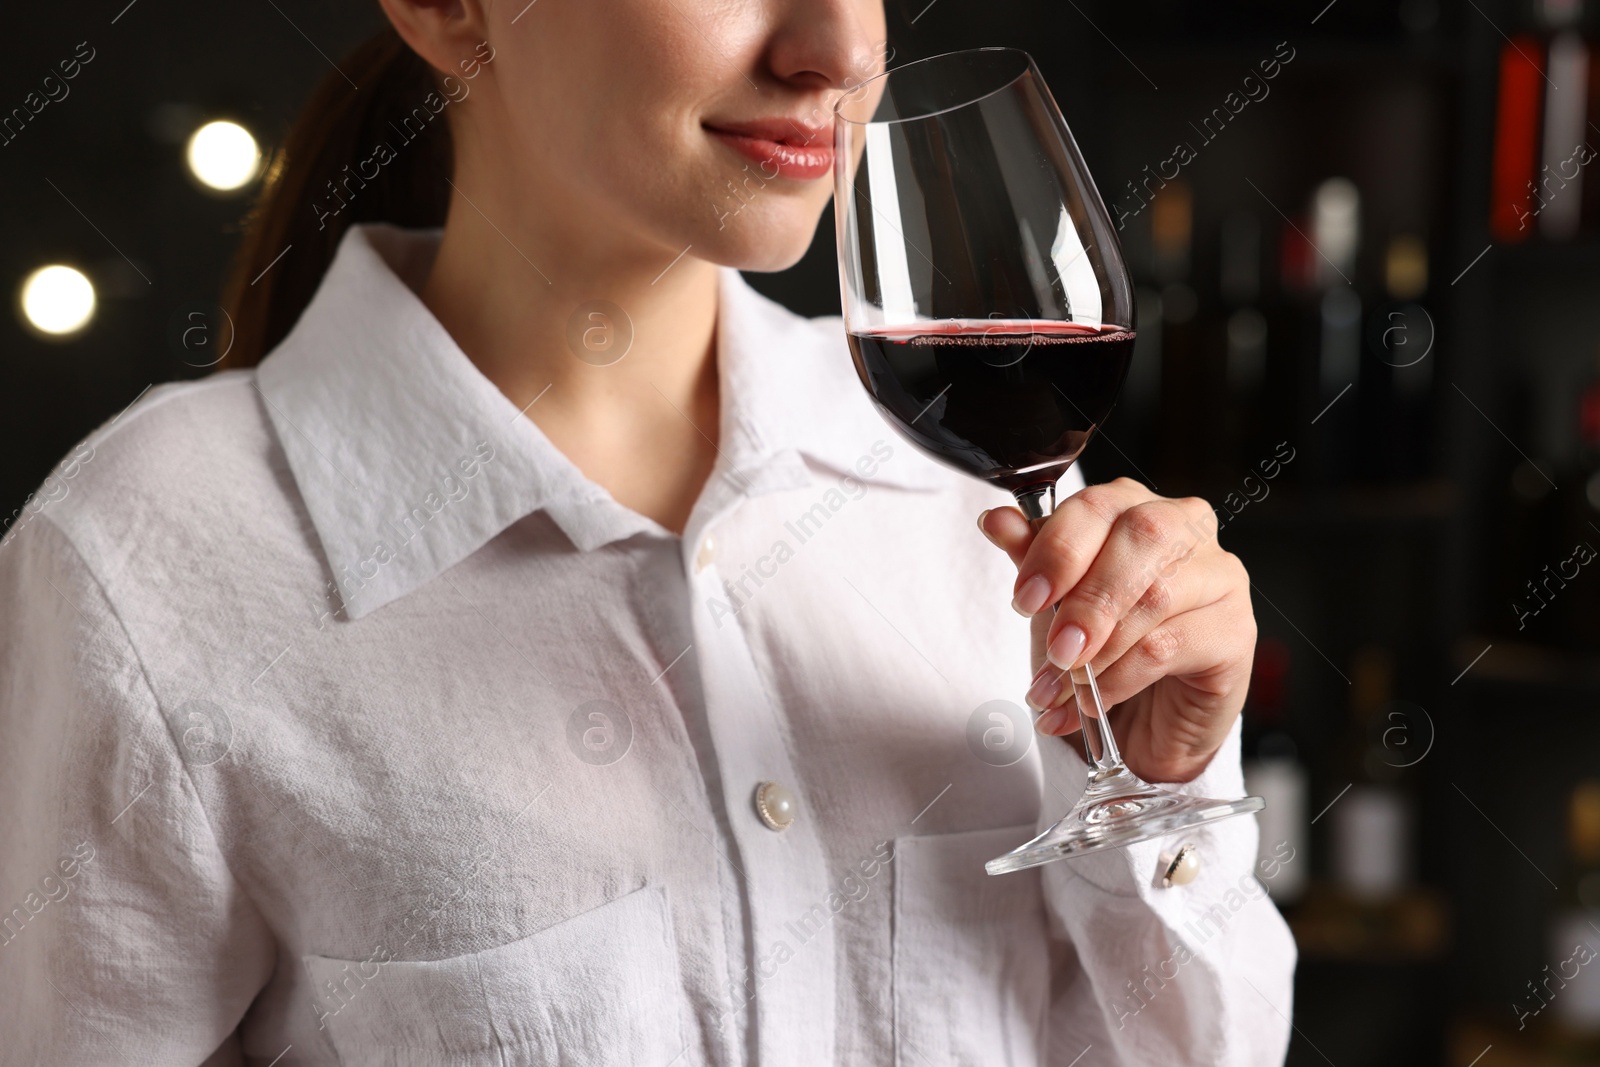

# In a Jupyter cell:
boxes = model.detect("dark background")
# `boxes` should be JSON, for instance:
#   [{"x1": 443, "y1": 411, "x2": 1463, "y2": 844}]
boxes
[{"x1": 5, "y1": 1, "x2": 1600, "y2": 1063}]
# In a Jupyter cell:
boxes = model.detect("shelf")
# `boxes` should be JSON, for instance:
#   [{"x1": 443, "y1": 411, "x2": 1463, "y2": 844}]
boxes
[
  {"x1": 1452, "y1": 636, "x2": 1600, "y2": 691},
  {"x1": 1121, "y1": 37, "x2": 1464, "y2": 75},
  {"x1": 1287, "y1": 883, "x2": 1452, "y2": 964},
  {"x1": 1450, "y1": 1016, "x2": 1600, "y2": 1066},
  {"x1": 1491, "y1": 239, "x2": 1600, "y2": 273},
  {"x1": 1208, "y1": 479, "x2": 1458, "y2": 532}
]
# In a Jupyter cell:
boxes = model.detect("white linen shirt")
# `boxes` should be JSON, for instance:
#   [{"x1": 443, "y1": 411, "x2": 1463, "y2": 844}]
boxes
[{"x1": 0, "y1": 223, "x2": 1295, "y2": 1066}]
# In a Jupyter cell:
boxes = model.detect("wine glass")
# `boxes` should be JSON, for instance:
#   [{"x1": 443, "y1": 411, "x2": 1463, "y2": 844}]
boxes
[{"x1": 833, "y1": 48, "x2": 1264, "y2": 876}]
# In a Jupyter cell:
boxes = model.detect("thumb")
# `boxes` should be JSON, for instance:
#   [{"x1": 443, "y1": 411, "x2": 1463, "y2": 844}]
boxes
[{"x1": 978, "y1": 506, "x2": 1035, "y2": 569}]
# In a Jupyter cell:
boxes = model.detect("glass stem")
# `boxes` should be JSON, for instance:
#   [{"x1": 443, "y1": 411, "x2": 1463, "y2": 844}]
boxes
[{"x1": 1014, "y1": 484, "x2": 1125, "y2": 780}]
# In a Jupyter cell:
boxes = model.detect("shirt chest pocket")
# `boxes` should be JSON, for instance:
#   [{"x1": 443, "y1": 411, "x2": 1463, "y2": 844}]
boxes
[
  {"x1": 893, "y1": 825, "x2": 1051, "y2": 1067},
  {"x1": 304, "y1": 885, "x2": 686, "y2": 1067}
]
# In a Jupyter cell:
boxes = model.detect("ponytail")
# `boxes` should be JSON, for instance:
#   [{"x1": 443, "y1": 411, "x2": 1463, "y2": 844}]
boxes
[{"x1": 220, "y1": 28, "x2": 451, "y2": 369}]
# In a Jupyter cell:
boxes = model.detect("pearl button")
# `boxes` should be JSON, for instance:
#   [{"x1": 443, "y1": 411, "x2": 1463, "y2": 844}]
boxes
[
  {"x1": 754, "y1": 781, "x2": 797, "y2": 831},
  {"x1": 1159, "y1": 844, "x2": 1200, "y2": 887},
  {"x1": 694, "y1": 533, "x2": 718, "y2": 573}
]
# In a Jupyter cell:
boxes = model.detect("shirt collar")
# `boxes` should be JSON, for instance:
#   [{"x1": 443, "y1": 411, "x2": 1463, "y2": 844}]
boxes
[{"x1": 256, "y1": 223, "x2": 945, "y2": 619}]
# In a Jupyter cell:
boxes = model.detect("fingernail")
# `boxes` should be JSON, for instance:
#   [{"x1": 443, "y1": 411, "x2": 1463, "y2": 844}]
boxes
[
  {"x1": 1012, "y1": 575, "x2": 1052, "y2": 616},
  {"x1": 1036, "y1": 705, "x2": 1071, "y2": 735},
  {"x1": 1047, "y1": 623, "x2": 1088, "y2": 670},
  {"x1": 977, "y1": 509, "x2": 999, "y2": 546},
  {"x1": 1025, "y1": 669, "x2": 1065, "y2": 711}
]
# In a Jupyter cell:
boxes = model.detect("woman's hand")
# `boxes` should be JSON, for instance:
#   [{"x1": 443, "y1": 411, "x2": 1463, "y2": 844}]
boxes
[{"x1": 978, "y1": 477, "x2": 1256, "y2": 785}]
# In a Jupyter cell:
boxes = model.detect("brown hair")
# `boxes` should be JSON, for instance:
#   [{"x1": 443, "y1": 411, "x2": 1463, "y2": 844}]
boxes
[{"x1": 219, "y1": 28, "x2": 452, "y2": 369}]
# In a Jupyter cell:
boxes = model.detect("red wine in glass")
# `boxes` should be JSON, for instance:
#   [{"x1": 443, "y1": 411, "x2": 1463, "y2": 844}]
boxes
[
  {"x1": 847, "y1": 320, "x2": 1135, "y2": 494},
  {"x1": 834, "y1": 48, "x2": 1263, "y2": 876}
]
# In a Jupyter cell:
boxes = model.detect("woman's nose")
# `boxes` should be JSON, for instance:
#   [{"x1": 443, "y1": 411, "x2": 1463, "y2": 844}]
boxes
[{"x1": 763, "y1": 0, "x2": 885, "y2": 92}]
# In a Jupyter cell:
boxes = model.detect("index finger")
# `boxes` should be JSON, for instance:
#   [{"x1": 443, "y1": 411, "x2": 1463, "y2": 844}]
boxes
[{"x1": 1008, "y1": 478, "x2": 1156, "y2": 617}]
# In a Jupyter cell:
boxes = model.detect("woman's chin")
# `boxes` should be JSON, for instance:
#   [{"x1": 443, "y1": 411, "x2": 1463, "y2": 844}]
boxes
[{"x1": 694, "y1": 205, "x2": 827, "y2": 274}]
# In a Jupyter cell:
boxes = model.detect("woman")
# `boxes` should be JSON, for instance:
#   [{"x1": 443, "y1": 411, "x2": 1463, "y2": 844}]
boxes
[{"x1": 0, "y1": 0, "x2": 1294, "y2": 1063}]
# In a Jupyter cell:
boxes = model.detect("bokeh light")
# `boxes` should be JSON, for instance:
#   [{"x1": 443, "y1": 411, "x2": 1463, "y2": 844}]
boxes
[
  {"x1": 185, "y1": 120, "x2": 261, "y2": 192},
  {"x1": 19, "y1": 265, "x2": 96, "y2": 337}
]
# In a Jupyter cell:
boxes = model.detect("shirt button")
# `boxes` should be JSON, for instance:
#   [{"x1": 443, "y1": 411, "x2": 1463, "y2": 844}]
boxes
[
  {"x1": 694, "y1": 533, "x2": 718, "y2": 572},
  {"x1": 1159, "y1": 844, "x2": 1200, "y2": 887},
  {"x1": 754, "y1": 781, "x2": 797, "y2": 832}
]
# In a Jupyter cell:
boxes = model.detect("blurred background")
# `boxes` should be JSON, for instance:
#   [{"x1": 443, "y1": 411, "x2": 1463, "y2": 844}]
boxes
[{"x1": 4, "y1": 0, "x2": 1600, "y2": 1063}]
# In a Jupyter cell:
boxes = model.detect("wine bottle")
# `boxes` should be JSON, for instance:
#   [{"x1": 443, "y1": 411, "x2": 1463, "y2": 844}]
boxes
[
  {"x1": 1265, "y1": 204, "x2": 1319, "y2": 484},
  {"x1": 1549, "y1": 780, "x2": 1600, "y2": 1033},
  {"x1": 1556, "y1": 353, "x2": 1600, "y2": 650},
  {"x1": 1151, "y1": 181, "x2": 1210, "y2": 481},
  {"x1": 1540, "y1": 27, "x2": 1590, "y2": 241},
  {"x1": 1241, "y1": 637, "x2": 1308, "y2": 903},
  {"x1": 1489, "y1": 30, "x2": 1546, "y2": 243},
  {"x1": 1368, "y1": 233, "x2": 1435, "y2": 483},
  {"x1": 1221, "y1": 211, "x2": 1271, "y2": 477},
  {"x1": 1330, "y1": 646, "x2": 1411, "y2": 901},
  {"x1": 1311, "y1": 178, "x2": 1362, "y2": 486},
  {"x1": 1586, "y1": 16, "x2": 1600, "y2": 235}
]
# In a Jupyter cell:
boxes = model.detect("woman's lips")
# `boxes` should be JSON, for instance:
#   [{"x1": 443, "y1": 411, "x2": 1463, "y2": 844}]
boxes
[{"x1": 706, "y1": 125, "x2": 835, "y2": 182}]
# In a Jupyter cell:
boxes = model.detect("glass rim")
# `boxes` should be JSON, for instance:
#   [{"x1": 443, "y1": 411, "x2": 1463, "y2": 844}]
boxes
[{"x1": 833, "y1": 46, "x2": 1035, "y2": 127}]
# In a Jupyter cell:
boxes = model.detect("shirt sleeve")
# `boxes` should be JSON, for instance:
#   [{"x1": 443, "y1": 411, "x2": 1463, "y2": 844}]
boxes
[
  {"x1": 0, "y1": 515, "x2": 275, "y2": 1065},
  {"x1": 1039, "y1": 718, "x2": 1298, "y2": 1066}
]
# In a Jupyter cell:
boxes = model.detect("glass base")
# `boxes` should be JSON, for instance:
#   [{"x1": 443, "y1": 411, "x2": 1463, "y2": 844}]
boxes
[{"x1": 985, "y1": 767, "x2": 1265, "y2": 875}]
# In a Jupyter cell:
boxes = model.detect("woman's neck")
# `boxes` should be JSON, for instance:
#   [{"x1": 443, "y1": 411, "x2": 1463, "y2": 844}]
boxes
[{"x1": 419, "y1": 192, "x2": 723, "y2": 536}]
